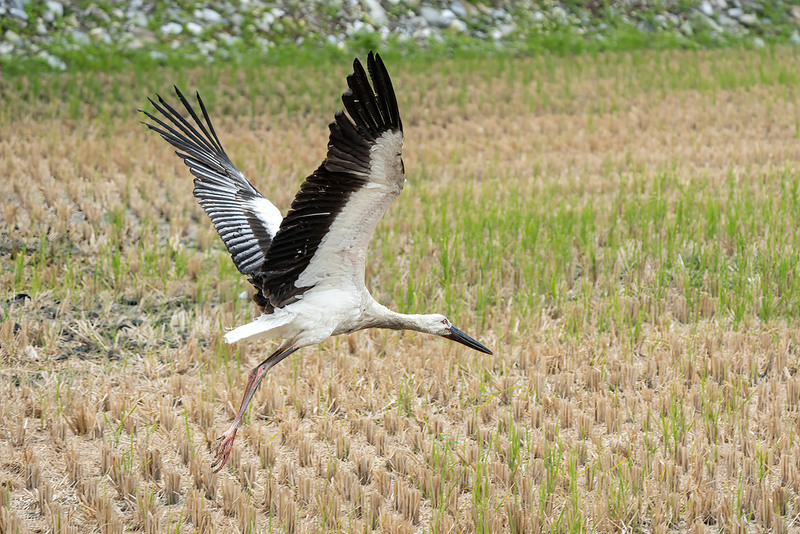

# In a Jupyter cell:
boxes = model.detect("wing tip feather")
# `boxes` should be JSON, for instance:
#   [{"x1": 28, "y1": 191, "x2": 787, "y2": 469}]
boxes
[{"x1": 343, "y1": 51, "x2": 401, "y2": 134}]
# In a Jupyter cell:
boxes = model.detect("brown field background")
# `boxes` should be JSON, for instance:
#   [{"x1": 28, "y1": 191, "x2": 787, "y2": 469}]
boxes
[{"x1": 2, "y1": 49, "x2": 800, "y2": 533}]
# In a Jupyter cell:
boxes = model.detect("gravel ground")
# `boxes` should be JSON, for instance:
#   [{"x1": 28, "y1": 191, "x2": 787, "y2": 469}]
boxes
[{"x1": 1, "y1": 0, "x2": 800, "y2": 71}]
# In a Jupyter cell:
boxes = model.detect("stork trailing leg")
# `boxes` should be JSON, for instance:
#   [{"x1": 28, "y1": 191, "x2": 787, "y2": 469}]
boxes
[{"x1": 211, "y1": 344, "x2": 300, "y2": 472}]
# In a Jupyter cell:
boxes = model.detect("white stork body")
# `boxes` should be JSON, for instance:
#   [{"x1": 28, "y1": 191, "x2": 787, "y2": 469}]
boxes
[
  {"x1": 142, "y1": 52, "x2": 491, "y2": 471},
  {"x1": 224, "y1": 286, "x2": 365, "y2": 346}
]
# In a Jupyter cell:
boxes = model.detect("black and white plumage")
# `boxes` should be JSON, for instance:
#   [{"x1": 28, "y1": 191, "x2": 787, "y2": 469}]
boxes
[
  {"x1": 141, "y1": 86, "x2": 282, "y2": 275},
  {"x1": 142, "y1": 52, "x2": 491, "y2": 472}
]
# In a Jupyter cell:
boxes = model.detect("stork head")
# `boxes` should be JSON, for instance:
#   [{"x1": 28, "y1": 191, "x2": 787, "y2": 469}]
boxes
[{"x1": 427, "y1": 315, "x2": 493, "y2": 355}]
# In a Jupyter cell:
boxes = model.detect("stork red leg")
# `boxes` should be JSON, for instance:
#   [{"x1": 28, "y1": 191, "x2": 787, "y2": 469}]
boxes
[{"x1": 211, "y1": 344, "x2": 300, "y2": 472}]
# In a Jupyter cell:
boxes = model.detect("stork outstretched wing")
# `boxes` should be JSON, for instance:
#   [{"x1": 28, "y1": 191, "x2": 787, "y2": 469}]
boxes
[
  {"x1": 253, "y1": 51, "x2": 404, "y2": 310},
  {"x1": 141, "y1": 88, "x2": 282, "y2": 275}
]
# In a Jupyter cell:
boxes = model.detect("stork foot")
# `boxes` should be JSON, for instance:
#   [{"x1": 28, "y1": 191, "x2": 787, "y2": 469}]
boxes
[{"x1": 211, "y1": 427, "x2": 237, "y2": 472}]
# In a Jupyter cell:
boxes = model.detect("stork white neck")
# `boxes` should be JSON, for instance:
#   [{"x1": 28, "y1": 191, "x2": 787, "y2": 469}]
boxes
[
  {"x1": 361, "y1": 300, "x2": 450, "y2": 336},
  {"x1": 358, "y1": 297, "x2": 492, "y2": 354}
]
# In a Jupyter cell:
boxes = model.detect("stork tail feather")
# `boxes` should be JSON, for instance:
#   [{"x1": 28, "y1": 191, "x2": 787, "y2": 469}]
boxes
[{"x1": 224, "y1": 312, "x2": 294, "y2": 344}]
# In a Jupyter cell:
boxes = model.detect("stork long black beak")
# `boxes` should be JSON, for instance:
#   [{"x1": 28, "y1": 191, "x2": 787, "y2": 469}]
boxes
[{"x1": 447, "y1": 326, "x2": 493, "y2": 355}]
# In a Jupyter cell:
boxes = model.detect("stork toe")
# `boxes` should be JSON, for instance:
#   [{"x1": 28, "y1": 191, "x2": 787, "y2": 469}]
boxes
[{"x1": 211, "y1": 427, "x2": 237, "y2": 472}]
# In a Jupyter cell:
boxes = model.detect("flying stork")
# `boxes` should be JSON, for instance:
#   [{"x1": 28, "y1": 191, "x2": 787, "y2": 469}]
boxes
[{"x1": 141, "y1": 52, "x2": 492, "y2": 472}]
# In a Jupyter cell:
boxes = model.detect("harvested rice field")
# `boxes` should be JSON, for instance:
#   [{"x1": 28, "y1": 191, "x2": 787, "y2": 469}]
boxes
[{"x1": 2, "y1": 48, "x2": 800, "y2": 533}]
